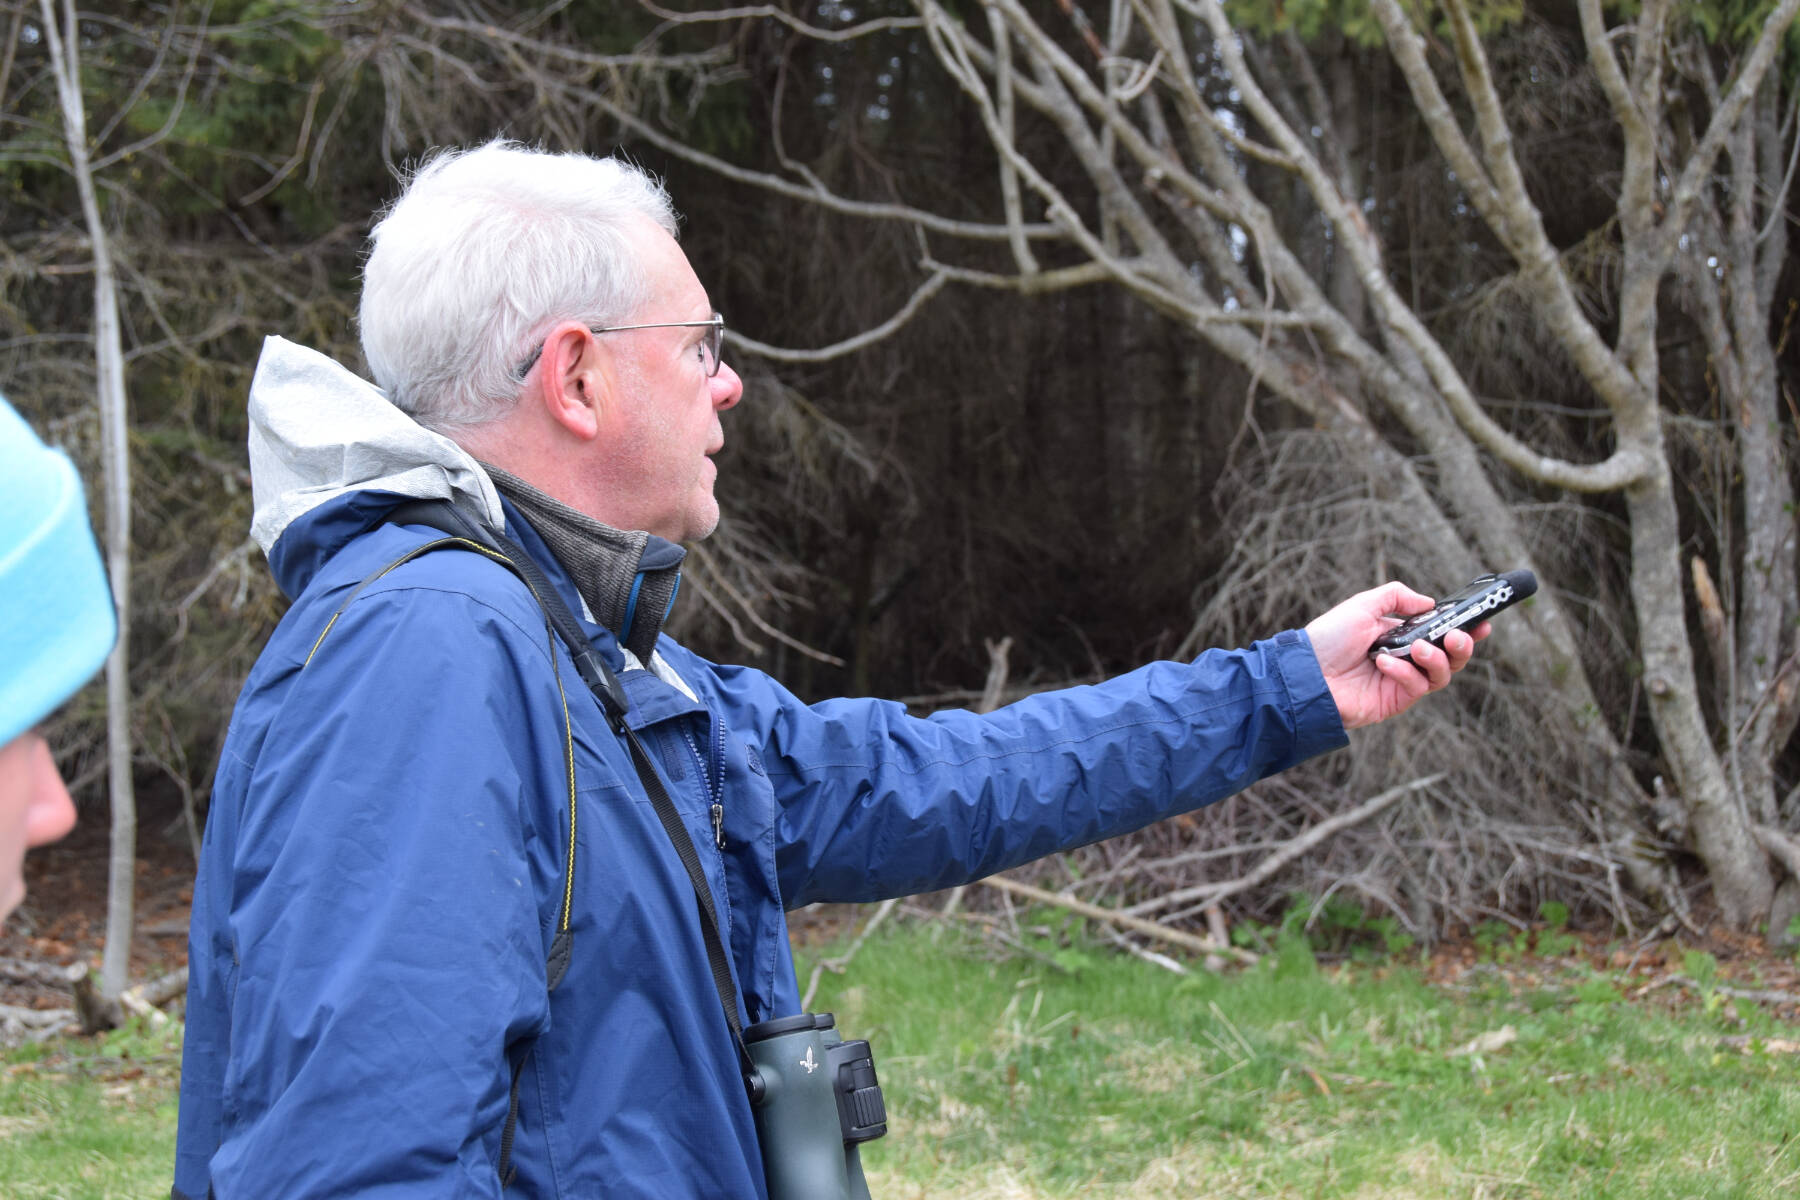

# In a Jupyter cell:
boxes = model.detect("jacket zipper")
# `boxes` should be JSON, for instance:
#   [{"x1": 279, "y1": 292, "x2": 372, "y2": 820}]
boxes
[{"x1": 681, "y1": 723, "x2": 725, "y2": 849}]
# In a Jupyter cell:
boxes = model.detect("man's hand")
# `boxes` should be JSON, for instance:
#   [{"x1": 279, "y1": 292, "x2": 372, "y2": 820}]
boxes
[{"x1": 1303, "y1": 582, "x2": 1486, "y2": 730}]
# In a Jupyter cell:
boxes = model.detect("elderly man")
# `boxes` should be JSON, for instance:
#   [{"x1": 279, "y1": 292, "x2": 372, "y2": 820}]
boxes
[
  {"x1": 0, "y1": 398, "x2": 114, "y2": 924},
  {"x1": 174, "y1": 141, "x2": 1481, "y2": 1200}
]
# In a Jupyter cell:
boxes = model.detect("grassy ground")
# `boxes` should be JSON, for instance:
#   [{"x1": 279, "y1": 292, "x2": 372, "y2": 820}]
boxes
[
  {"x1": 811, "y1": 924, "x2": 1800, "y2": 1200},
  {"x1": 2, "y1": 923, "x2": 1796, "y2": 1198},
  {"x1": 0, "y1": 1018, "x2": 181, "y2": 1199}
]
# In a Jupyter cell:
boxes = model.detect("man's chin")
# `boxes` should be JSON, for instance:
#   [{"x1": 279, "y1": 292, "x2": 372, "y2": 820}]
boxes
[
  {"x1": 686, "y1": 513, "x2": 721, "y2": 542},
  {"x1": 680, "y1": 494, "x2": 721, "y2": 543}
]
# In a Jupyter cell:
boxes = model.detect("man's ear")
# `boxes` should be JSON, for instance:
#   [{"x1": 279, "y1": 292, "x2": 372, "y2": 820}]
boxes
[{"x1": 534, "y1": 322, "x2": 610, "y2": 441}]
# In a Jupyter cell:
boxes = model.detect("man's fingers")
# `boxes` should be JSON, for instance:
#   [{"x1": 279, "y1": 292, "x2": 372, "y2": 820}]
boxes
[
  {"x1": 1409, "y1": 638, "x2": 1454, "y2": 689},
  {"x1": 1347, "y1": 589, "x2": 1485, "y2": 726},
  {"x1": 1375, "y1": 648, "x2": 1432, "y2": 699},
  {"x1": 1442, "y1": 629, "x2": 1476, "y2": 672},
  {"x1": 1368, "y1": 580, "x2": 1435, "y2": 618}
]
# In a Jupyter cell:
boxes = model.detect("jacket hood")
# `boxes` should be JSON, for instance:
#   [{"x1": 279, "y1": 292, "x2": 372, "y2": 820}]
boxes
[{"x1": 248, "y1": 336, "x2": 504, "y2": 593}]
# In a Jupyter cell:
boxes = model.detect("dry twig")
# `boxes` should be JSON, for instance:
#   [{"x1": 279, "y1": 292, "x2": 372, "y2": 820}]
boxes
[
  {"x1": 800, "y1": 898, "x2": 899, "y2": 1009},
  {"x1": 1127, "y1": 774, "x2": 1445, "y2": 919},
  {"x1": 978, "y1": 872, "x2": 1255, "y2": 966}
]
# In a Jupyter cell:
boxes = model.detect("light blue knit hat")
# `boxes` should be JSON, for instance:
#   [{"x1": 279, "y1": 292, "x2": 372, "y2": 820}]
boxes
[{"x1": 0, "y1": 397, "x2": 116, "y2": 746}]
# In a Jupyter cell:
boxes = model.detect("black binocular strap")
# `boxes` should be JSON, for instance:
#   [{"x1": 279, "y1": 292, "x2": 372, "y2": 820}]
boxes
[{"x1": 379, "y1": 502, "x2": 754, "y2": 1180}]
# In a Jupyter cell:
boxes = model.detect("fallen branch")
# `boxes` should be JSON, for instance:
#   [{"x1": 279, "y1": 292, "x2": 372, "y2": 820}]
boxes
[
  {"x1": 1097, "y1": 924, "x2": 1190, "y2": 975},
  {"x1": 70, "y1": 964, "x2": 190, "y2": 1033},
  {"x1": 1205, "y1": 903, "x2": 1230, "y2": 949},
  {"x1": 0, "y1": 1004, "x2": 72, "y2": 1028},
  {"x1": 977, "y1": 873, "x2": 1256, "y2": 966},
  {"x1": 134, "y1": 966, "x2": 189, "y2": 1008},
  {"x1": 929, "y1": 885, "x2": 970, "y2": 945},
  {"x1": 117, "y1": 966, "x2": 190, "y2": 1028},
  {"x1": 0, "y1": 1003, "x2": 74, "y2": 1046},
  {"x1": 801, "y1": 897, "x2": 899, "y2": 1009},
  {"x1": 1126, "y1": 774, "x2": 1446, "y2": 918},
  {"x1": 118, "y1": 988, "x2": 169, "y2": 1027},
  {"x1": 1661, "y1": 974, "x2": 1800, "y2": 1009},
  {"x1": 0, "y1": 957, "x2": 85, "y2": 988}
]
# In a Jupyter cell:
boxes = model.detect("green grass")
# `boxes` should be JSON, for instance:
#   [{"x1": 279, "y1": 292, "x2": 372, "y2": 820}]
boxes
[
  {"x1": 0, "y1": 1019, "x2": 181, "y2": 1199},
  {"x1": 3, "y1": 928, "x2": 1796, "y2": 1198},
  {"x1": 803, "y1": 924, "x2": 1800, "y2": 1199}
]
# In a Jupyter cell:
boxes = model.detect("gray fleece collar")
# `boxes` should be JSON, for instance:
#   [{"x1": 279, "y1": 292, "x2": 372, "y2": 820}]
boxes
[{"x1": 483, "y1": 464, "x2": 684, "y2": 662}]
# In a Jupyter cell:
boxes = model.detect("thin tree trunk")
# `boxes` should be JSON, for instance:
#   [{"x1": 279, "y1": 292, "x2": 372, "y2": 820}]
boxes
[
  {"x1": 1727, "y1": 78, "x2": 1798, "y2": 828},
  {"x1": 1628, "y1": 446, "x2": 1774, "y2": 925},
  {"x1": 41, "y1": 0, "x2": 136, "y2": 998}
]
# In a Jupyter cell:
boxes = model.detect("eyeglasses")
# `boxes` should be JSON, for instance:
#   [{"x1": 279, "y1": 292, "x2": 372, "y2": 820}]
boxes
[{"x1": 513, "y1": 313, "x2": 726, "y2": 380}]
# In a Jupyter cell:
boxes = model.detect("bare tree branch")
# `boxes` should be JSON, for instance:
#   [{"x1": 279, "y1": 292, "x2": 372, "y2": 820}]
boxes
[
  {"x1": 986, "y1": 3, "x2": 1037, "y2": 276},
  {"x1": 1368, "y1": 0, "x2": 1654, "y2": 473},
  {"x1": 1126, "y1": 774, "x2": 1444, "y2": 917},
  {"x1": 233, "y1": 76, "x2": 326, "y2": 206},
  {"x1": 405, "y1": 4, "x2": 735, "y2": 69},
  {"x1": 1665, "y1": 0, "x2": 1800, "y2": 251},
  {"x1": 593, "y1": 89, "x2": 1062, "y2": 242},
  {"x1": 682, "y1": 541, "x2": 846, "y2": 667},
  {"x1": 1755, "y1": 823, "x2": 1800, "y2": 880},
  {"x1": 641, "y1": 0, "x2": 924, "y2": 42},
  {"x1": 728, "y1": 268, "x2": 949, "y2": 364},
  {"x1": 90, "y1": 0, "x2": 211, "y2": 171}
]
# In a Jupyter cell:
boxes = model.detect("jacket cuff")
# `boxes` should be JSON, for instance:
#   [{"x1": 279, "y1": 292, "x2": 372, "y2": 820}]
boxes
[{"x1": 1268, "y1": 628, "x2": 1348, "y2": 760}]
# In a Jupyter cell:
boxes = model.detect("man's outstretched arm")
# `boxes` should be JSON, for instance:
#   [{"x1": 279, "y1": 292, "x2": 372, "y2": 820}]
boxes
[{"x1": 691, "y1": 580, "x2": 1482, "y2": 908}]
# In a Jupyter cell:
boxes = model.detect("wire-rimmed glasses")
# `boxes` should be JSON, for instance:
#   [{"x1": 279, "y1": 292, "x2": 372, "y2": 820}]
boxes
[{"x1": 513, "y1": 313, "x2": 726, "y2": 380}]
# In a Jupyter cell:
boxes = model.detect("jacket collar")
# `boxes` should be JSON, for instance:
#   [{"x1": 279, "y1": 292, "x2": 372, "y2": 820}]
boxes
[
  {"x1": 247, "y1": 336, "x2": 503, "y2": 558},
  {"x1": 485, "y1": 464, "x2": 684, "y2": 662}
]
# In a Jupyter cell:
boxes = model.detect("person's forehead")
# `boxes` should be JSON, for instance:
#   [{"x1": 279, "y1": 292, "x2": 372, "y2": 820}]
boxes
[{"x1": 634, "y1": 223, "x2": 711, "y2": 315}]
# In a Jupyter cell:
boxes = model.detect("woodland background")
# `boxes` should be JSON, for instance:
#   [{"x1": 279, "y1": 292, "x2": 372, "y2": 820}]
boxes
[{"x1": 5, "y1": 0, "x2": 1800, "y2": 1002}]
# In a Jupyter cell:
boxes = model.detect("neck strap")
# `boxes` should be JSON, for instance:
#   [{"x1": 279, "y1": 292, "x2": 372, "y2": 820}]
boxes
[{"x1": 382, "y1": 501, "x2": 751, "y2": 1068}]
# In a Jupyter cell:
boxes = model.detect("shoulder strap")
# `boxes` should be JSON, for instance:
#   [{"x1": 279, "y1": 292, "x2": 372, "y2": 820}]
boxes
[
  {"x1": 382, "y1": 501, "x2": 752, "y2": 1064},
  {"x1": 308, "y1": 500, "x2": 755, "y2": 1188},
  {"x1": 386, "y1": 500, "x2": 629, "y2": 718}
]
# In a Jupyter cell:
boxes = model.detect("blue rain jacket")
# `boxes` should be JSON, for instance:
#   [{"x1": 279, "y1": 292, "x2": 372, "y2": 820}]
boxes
[{"x1": 174, "y1": 339, "x2": 1347, "y2": 1199}]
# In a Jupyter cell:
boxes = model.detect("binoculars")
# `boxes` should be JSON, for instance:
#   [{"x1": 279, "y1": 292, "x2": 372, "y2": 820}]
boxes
[{"x1": 744, "y1": 1012, "x2": 887, "y2": 1200}]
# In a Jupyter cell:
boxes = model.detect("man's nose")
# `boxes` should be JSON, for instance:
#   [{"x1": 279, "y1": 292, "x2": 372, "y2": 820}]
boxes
[{"x1": 711, "y1": 361, "x2": 743, "y2": 411}]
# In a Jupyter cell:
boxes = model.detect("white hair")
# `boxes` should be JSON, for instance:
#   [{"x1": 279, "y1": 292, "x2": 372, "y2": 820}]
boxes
[{"x1": 359, "y1": 140, "x2": 680, "y2": 430}]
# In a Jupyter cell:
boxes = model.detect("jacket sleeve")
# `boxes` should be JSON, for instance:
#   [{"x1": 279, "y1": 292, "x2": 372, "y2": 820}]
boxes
[
  {"x1": 694, "y1": 629, "x2": 1348, "y2": 907},
  {"x1": 198, "y1": 588, "x2": 570, "y2": 1198}
]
